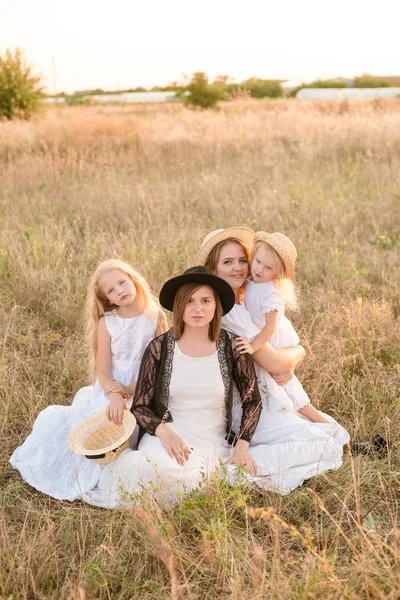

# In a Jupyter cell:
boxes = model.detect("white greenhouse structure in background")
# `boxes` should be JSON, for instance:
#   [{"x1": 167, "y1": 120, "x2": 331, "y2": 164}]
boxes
[
  {"x1": 42, "y1": 91, "x2": 179, "y2": 104},
  {"x1": 296, "y1": 87, "x2": 400, "y2": 100},
  {"x1": 92, "y1": 91, "x2": 178, "y2": 103}
]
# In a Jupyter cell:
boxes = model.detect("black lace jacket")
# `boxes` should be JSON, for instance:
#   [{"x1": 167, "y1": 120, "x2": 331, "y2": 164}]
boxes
[{"x1": 131, "y1": 328, "x2": 262, "y2": 444}]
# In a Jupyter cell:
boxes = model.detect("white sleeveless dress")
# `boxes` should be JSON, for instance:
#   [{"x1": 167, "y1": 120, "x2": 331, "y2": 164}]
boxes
[
  {"x1": 222, "y1": 304, "x2": 350, "y2": 494},
  {"x1": 83, "y1": 345, "x2": 232, "y2": 508},
  {"x1": 9, "y1": 311, "x2": 157, "y2": 501}
]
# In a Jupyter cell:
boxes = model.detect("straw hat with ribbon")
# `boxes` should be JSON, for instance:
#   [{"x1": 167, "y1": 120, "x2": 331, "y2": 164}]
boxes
[
  {"x1": 254, "y1": 231, "x2": 297, "y2": 278},
  {"x1": 68, "y1": 409, "x2": 136, "y2": 465},
  {"x1": 194, "y1": 227, "x2": 255, "y2": 266}
]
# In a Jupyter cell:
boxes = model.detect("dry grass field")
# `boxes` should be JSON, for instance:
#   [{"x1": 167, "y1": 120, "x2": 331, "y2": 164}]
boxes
[{"x1": 1, "y1": 98, "x2": 400, "y2": 599}]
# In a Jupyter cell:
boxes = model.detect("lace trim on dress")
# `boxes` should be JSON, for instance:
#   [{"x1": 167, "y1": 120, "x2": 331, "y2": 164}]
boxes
[
  {"x1": 217, "y1": 331, "x2": 233, "y2": 440},
  {"x1": 132, "y1": 329, "x2": 262, "y2": 444},
  {"x1": 158, "y1": 330, "x2": 175, "y2": 422},
  {"x1": 132, "y1": 337, "x2": 163, "y2": 435},
  {"x1": 261, "y1": 301, "x2": 282, "y2": 315},
  {"x1": 230, "y1": 336, "x2": 262, "y2": 444},
  {"x1": 271, "y1": 431, "x2": 340, "y2": 445}
]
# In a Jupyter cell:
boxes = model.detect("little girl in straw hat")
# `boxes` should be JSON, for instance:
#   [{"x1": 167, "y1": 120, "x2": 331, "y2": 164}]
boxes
[{"x1": 238, "y1": 232, "x2": 328, "y2": 424}]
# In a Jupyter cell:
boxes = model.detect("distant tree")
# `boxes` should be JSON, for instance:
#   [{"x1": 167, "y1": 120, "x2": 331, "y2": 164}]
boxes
[
  {"x1": 225, "y1": 82, "x2": 242, "y2": 95},
  {"x1": 289, "y1": 78, "x2": 348, "y2": 97},
  {"x1": 0, "y1": 47, "x2": 45, "y2": 119},
  {"x1": 241, "y1": 78, "x2": 282, "y2": 98},
  {"x1": 213, "y1": 75, "x2": 230, "y2": 86},
  {"x1": 184, "y1": 72, "x2": 226, "y2": 109},
  {"x1": 64, "y1": 94, "x2": 93, "y2": 106},
  {"x1": 159, "y1": 82, "x2": 185, "y2": 92},
  {"x1": 354, "y1": 74, "x2": 391, "y2": 88},
  {"x1": 304, "y1": 79, "x2": 347, "y2": 89}
]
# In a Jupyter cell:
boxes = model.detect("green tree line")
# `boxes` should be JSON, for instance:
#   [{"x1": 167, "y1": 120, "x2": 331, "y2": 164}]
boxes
[{"x1": 0, "y1": 46, "x2": 398, "y2": 118}]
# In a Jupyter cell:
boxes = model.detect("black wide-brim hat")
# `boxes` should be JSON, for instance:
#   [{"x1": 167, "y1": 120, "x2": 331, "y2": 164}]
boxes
[{"x1": 159, "y1": 266, "x2": 235, "y2": 315}]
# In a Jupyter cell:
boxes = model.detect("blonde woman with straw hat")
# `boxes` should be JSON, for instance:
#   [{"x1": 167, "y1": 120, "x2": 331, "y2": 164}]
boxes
[{"x1": 195, "y1": 228, "x2": 350, "y2": 495}]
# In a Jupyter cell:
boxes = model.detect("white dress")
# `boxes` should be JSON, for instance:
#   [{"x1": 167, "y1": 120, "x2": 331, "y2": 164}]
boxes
[
  {"x1": 245, "y1": 280, "x2": 310, "y2": 411},
  {"x1": 222, "y1": 304, "x2": 350, "y2": 494},
  {"x1": 9, "y1": 310, "x2": 157, "y2": 501},
  {"x1": 83, "y1": 345, "x2": 232, "y2": 508}
]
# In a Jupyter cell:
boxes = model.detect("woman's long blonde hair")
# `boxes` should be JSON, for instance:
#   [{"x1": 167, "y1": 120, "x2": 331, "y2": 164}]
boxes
[
  {"x1": 204, "y1": 237, "x2": 251, "y2": 304},
  {"x1": 86, "y1": 259, "x2": 158, "y2": 381},
  {"x1": 251, "y1": 241, "x2": 298, "y2": 311}
]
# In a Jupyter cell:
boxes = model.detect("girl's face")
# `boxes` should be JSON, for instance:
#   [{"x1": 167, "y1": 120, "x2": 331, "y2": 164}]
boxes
[
  {"x1": 251, "y1": 246, "x2": 276, "y2": 283},
  {"x1": 182, "y1": 286, "x2": 216, "y2": 329},
  {"x1": 215, "y1": 242, "x2": 249, "y2": 290},
  {"x1": 99, "y1": 269, "x2": 137, "y2": 307}
]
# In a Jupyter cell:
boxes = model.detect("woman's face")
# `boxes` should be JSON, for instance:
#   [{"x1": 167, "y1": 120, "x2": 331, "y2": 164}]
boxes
[
  {"x1": 215, "y1": 242, "x2": 249, "y2": 290},
  {"x1": 182, "y1": 286, "x2": 216, "y2": 329}
]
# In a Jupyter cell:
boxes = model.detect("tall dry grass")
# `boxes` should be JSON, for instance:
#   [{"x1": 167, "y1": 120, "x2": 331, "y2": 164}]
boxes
[{"x1": 1, "y1": 99, "x2": 399, "y2": 598}]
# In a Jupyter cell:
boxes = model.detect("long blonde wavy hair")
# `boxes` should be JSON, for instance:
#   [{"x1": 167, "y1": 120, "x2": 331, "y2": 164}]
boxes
[
  {"x1": 86, "y1": 259, "x2": 158, "y2": 381},
  {"x1": 204, "y1": 237, "x2": 251, "y2": 304}
]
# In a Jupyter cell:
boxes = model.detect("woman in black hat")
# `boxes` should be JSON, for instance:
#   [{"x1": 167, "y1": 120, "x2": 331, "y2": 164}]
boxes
[{"x1": 83, "y1": 267, "x2": 262, "y2": 507}]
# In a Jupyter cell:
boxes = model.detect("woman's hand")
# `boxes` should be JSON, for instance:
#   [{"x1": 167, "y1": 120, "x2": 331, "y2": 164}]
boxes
[
  {"x1": 235, "y1": 337, "x2": 255, "y2": 355},
  {"x1": 270, "y1": 367, "x2": 295, "y2": 386},
  {"x1": 226, "y1": 451, "x2": 257, "y2": 477},
  {"x1": 155, "y1": 424, "x2": 191, "y2": 466},
  {"x1": 106, "y1": 393, "x2": 125, "y2": 425},
  {"x1": 225, "y1": 440, "x2": 257, "y2": 476},
  {"x1": 105, "y1": 380, "x2": 133, "y2": 399}
]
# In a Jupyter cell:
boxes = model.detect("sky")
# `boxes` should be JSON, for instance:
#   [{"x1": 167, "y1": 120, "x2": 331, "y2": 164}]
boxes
[{"x1": 1, "y1": 0, "x2": 400, "y2": 94}]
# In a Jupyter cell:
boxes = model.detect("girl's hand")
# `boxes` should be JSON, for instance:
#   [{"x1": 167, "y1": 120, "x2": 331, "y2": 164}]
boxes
[
  {"x1": 226, "y1": 451, "x2": 257, "y2": 477},
  {"x1": 235, "y1": 337, "x2": 255, "y2": 355},
  {"x1": 106, "y1": 393, "x2": 125, "y2": 425},
  {"x1": 155, "y1": 424, "x2": 191, "y2": 466},
  {"x1": 105, "y1": 380, "x2": 132, "y2": 399},
  {"x1": 270, "y1": 367, "x2": 295, "y2": 386}
]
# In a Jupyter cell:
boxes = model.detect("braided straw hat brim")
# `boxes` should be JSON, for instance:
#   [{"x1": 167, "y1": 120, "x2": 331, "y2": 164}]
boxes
[
  {"x1": 254, "y1": 232, "x2": 297, "y2": 278},
  {"x1": 68, "y1": 408, "x2": 136, "y2": 457},
  {"x1": 194, "y1": 227, "x2": 255, "y2": 266}
]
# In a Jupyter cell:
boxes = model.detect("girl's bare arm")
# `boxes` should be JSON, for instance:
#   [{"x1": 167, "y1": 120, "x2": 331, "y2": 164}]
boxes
[
  {"x1": 96, "y1": 317, "x2": 125, "y2": 424},
  {"x1": 249, "y1": 311, "x2": 279, "y2": 353},
  {"x1": 252, "y1": 342, "x2": 305, "y2": 375},
  {"x1": 96, "y1": 317, "x2": 113, "y2": 390},
  {"x1": 298, "y1": 404, "x2": 328, "y2": 423}
]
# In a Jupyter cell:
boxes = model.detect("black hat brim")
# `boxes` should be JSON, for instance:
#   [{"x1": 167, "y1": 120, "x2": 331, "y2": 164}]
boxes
[{"x1": 159, "y1": 272, "x2": 235, "y2": 315}]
